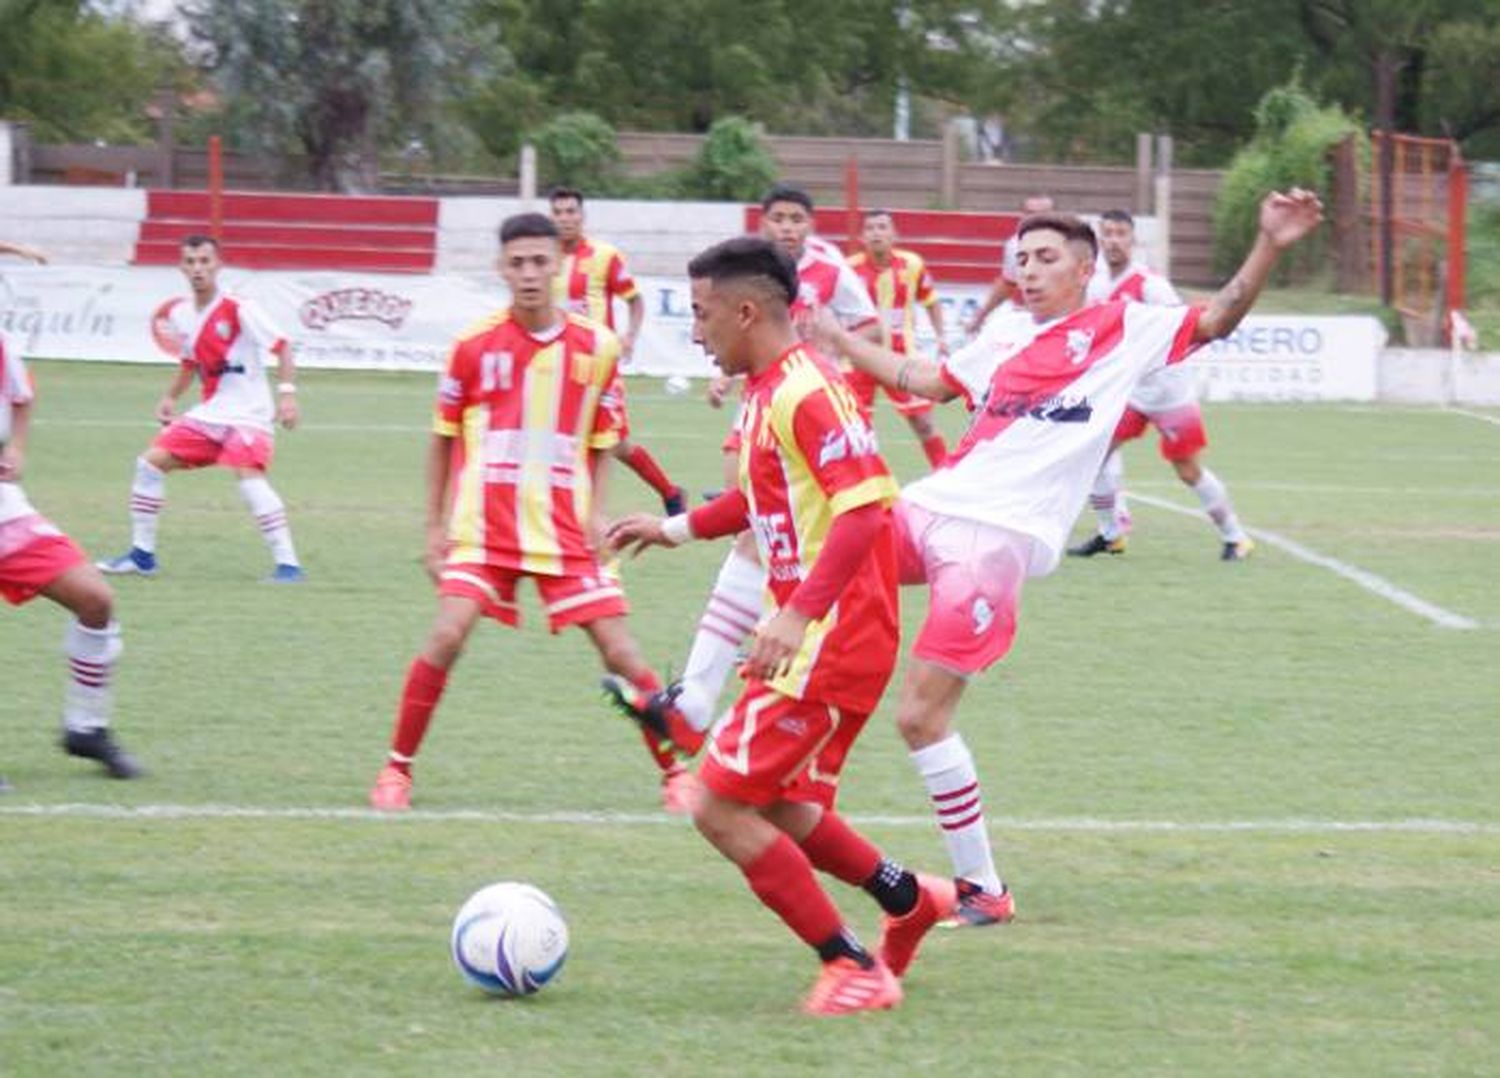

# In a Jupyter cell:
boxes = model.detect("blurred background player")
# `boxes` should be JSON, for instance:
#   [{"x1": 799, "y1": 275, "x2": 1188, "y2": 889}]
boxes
[
  {"x1": 2, "y1": 332, "x2": 142, "y2": 780},
  {"x1": 819, "y1": 191, "x2": 1324, "y2": 925},
  {"x1": 606, "y1": 237, "x2": 955, "y2": 1015},
  {"x1": 847, "y1": 209, "x2": 950, "y2": 468},
  {"x1": 610, "y1": 184, "x2": 884, "y2": 750},
  {"x1": 367, "y1": 212, "x2": 692, "y2": 814},
  {"x1": 964, "y1": 193, "x2": 1055, "y2": 336},
  {"x1": 97, "y1": 236, "x2": 304, "y2": 582},
  {"x1": 549, "y1": 186, "x2": 686, "y2": 515},
  {"x1": 1069, "y1": 209, "x2": 1253, "y2": 561}
]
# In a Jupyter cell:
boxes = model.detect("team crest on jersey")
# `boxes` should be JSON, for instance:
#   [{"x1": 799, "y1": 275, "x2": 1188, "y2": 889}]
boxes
[
  {"x1": 972, "y1": 597, "x2": 994, "y2": 635},
  {"x1": 1066, "y1": 329, "x2": 1093, "y2": 365},
  {"x1": 215, "y1": 320, "x2": 233, "y2": 340}
]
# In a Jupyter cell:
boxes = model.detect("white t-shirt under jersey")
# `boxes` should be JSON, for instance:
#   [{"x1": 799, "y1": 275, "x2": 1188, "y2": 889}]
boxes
[
  {"x1": 170, "y1": 290, "x2": 288, "y2": 431},
  {"x1": 1086, "y1": 261, "x2": 1197, "y2": 414},
  {"x1": 0, "y1": 334, "x2": 38, "y2": 524},
  {"x1": 902, "y1": 299, "x2": 1202, "y2": 576}
]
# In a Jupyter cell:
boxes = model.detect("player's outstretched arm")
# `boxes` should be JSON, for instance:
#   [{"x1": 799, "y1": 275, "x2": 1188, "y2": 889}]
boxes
[
  {"x1": 811, "y1": 309, "x2": 958, "y2": 403},
  {"x1": 272, "y1": 341, "x2": 298, "y2": 429},
  {"x1": 0, "y1": 399, "x2": 29, "y2": 480},
  {"x1": 1194, "y1": 188, "x2": 1324, "y2": 344},
  {"x1": 0, "y1": 240, "x2": 47, "y2": 265},
  {"x1": 608, "y1": 488, "x2": 751, "y2": 557},
  {"x1": 154, "y1": 366, "x2": 195, "y2": 425},
  {"x1": 424, "y1": 434, "x2": 455, "y2": 583}
]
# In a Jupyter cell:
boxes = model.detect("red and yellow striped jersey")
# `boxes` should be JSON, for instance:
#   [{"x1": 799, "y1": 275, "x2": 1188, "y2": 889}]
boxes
[
  {"x1": 435, "y1": 310, "x2": 623, "y2": 576},
  {"x1": 737, "y1": 344, "x2": 900, "y2": 711},
  {"x1": 553, "y1": 237, "x2": 638, "y2": 330},
  {"x1": 847, "y1": 247, "x2": 937, "y2": 354}
]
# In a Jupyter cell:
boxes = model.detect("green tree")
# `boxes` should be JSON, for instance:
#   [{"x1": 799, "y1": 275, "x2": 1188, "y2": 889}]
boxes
[
  {"x1": 186, "y1": 0, "x2": 495, "y2": 190},
  {"x1": 678, "y1": 116, "x2": 777, "y2": 201},
  {"x1": 0, "y1": 0, "x2": 189, "y2": 143}
]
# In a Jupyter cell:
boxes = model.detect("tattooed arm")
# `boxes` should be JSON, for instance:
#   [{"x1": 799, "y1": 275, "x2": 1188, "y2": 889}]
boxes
[{"x1": 1194, "y1": 188, "x2": 1324, "y2": 343}]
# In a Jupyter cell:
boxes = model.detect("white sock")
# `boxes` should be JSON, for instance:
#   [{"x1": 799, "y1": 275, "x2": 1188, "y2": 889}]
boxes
[
  {"x1": 676, "y1": 548, "x2": 764, "y2": 731},
  {"x1": 1090, "y1": 450, "x2": 1127, "y2": 540},
  {"x1": 238, "y1": 476, "x2": 299, "y2": 566},
  {"x1": 129, "y1": 457, "x2": 165, "y2": 553},
  {"x1": 911, "y1": 733, "x2": 1003, "y2": 893},
  {"x1": 1191, "y1": 468, "x2": 1247, "y2": 543},
  {"x1": 63, "y1": 619, "x2": 122, "y2": 734}
]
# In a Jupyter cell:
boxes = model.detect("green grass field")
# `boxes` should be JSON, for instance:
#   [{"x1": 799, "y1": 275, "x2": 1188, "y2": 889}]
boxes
[{"x1": 3, "y1": 362, "x2": 1498, "y2": 1075}]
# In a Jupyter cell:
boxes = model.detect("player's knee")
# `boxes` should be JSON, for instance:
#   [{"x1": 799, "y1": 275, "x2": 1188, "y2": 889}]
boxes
[
  {"x1": 909, "y1": 414, "x2": 935, "y2": 437},
  {"x1": 69, "y1": 576, "x2": 114, "y2": 628},
  {"x1": 423, "y1": 624, "x2": 468, "y2": 667},
  {"x1": 895, "y1": 700, "x2": 949, "y2": 749}
]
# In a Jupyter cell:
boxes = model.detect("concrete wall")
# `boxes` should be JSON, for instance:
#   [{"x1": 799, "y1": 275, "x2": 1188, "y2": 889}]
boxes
[
  {"x1": 0, "y1": 186, "x2": 145, "y2": 266},
  {"x1": 1380, "y1": 348, "x2": 1500, "y2": 405}
]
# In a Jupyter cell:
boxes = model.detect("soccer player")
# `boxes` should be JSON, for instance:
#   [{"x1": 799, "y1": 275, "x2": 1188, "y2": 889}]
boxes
[
  {"x1": 965, "y1": 194, "x2": 1055, "y2": 336},
  {"x1": 367, "y1": 212, "x2": 692, "y2": 814},
  {"x1": 606, "y1": 237, "x2": 956, "y2": 1016},
  {"x1": 2, "y1": 333, "x2": 142, "y2": 779},
  {"x1": 98, "y1": 236, "x2": 304, "y2": 582},
  {"x1": 847, "y1": 209, "x2": 950, "y2": 467},
  {"x1": 815, "y1": 190, "x2": 1323, "y2": 925},
  {"x1": 549, "y1": 186, "x2": 686, "y2": 515},
  {"x1": 610, "y1": 185, "x2": 884, "y2": 747},
  {"x1": 1070, "y1": 209, "x2": 1253, "y2": 560}
]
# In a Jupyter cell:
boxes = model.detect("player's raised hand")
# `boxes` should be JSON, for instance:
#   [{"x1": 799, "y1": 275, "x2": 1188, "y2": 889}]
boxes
[
  {"x1": 606, "y1": 512, "x2": 671, "y2": 557},
  {"x1": 1259, "y1": 188, "x2": 1324, "y2": 249},
  {"x1": 277, "y1": 394, "x2": 299, "y2": 430}
]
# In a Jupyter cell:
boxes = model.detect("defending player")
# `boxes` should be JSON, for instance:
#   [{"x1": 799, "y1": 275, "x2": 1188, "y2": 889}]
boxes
[
  {"x1": 98, "y1": 236, "x2": 304, "y2": 582},
  {"x1": 2, "y1": 333, "x2": 142, "y2": 779},
  {"x1": 604, "y1": 185, "x2": 882, "y2": 746},
  {"x1": 367, "y1": 213, "x2": 692, "y2": 814},
  {"x1": 814, "y1": 191, "x2": 1323, "y2": 925},
  {"x1": 607, "y1": 237, "x2": 956, "y2": 1016},
  {"x1": 1069, "y1": 209, "x2": 1253, "y2": 560},
  {"x1": 847, "y1": 209, "x2": 950, "y2": 467},
  {"x1": 549, "y1": 186, "x2": 686, "y2": 515}
]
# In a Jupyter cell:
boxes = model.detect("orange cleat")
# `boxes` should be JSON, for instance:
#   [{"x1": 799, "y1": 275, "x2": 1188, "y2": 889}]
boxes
[
  {"x1": 878, "y1": 873, "x2": 958, "y2": 977},
  {"x1": 369, "y1": 763, "x2": 413, "y2": 812},
  {"x1": 802, "y1": 957, "x2": 903, "y2": 1016},
  {"x1": 945, "y1": 879, "x2": 1016, "y2": 928},
  {"x1": 660, "y1": 766, "x2": 700, "y2": 815}
]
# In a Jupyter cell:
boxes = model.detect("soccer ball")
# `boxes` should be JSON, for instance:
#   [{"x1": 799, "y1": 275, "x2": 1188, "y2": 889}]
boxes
[
  {"x1": 663, "y1": 374, "x2": 692, "y2": 396},
  {"x1": 450, "y1": 882, "x2": 569, "y2": 997}
]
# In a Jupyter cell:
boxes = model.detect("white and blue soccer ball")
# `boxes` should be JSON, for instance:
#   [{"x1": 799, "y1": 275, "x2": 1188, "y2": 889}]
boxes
[{"x1": 450, "y1": 882, "x2": 569, "y2": 997}]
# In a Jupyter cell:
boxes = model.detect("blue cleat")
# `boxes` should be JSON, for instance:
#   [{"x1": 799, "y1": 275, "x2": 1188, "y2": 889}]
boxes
[
  {"x1": 96, "y1": 548, "x2": 157, "y2": 577},
  {"x1": 265, "y1": 564, "x2": 306, "y2": 584}
]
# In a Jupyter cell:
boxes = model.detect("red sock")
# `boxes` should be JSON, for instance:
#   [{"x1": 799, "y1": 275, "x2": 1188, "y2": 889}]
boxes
[
  {"x1": 743, "y1": 832, "x2": 846, "y2": 949},
  {"x1": 798, "y1": 811, "x2": 882, "y2": 886},
  {"x1": 624, "y1": 667, "x2": 679, "y2": 774},
  {"x1": 622, "y1": 444, "x2": 677, "y2": 498},
  {"x1": 921, "y1": 434, "x2": 948, "y2": 468},
  {"x1": 388, "y1": 657, "x2": 449, "y2": 771}
]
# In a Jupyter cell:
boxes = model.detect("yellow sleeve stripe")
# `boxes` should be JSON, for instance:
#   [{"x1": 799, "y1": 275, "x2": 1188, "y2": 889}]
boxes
[
  {"x1": 433, "y1": 417, "x2": 460, "y2": 437},
  {"x1": 829, "y1": 475, "x2": 899, "y2": 516}
]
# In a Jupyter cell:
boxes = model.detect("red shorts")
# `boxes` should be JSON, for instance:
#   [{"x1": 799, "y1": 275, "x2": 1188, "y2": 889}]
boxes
[
  {"x1": 699, "y1": 680, "x2": 870, "y2": 809},
  {"x1": 1113, "y1": 404, "x2": 1207, "y2": 462},
  {"x1": 0, "y1": 514, "x2": 87, "y2": 606},
  {"x1": 438, "y1": 561, "x2": 627, "y2": 633},
  {"x1": 154, "y1": 419, "x2": 274, "y2": 471},
  {"x1": 894, "y1": 500, "x2": 1030, "y2": 676},
  {"x1": 844, "y1": 368, "x2": 934, "y2": 418}
]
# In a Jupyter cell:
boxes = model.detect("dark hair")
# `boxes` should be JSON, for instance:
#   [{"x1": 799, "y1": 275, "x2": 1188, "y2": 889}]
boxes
[
  {"x1": 687, "y1": 236, "x2": 798, "y2": 306},
  {"x1": 1099, "y1": 209, "x2": 1134, "y2": 227},
  {"x1": 1017, "y1": 213, "x2": 1099, "y2": 260},
  {"x1": 181, "y1": 234, "x2": 220, "y2": 252},
  {"x1": 761, "y1": 184, "x2": 814, "y2": 213},
  {"x1": 863, "y1": 208, "x2": 894, "y2": 222},
  {"x1": 498, "y1": 212, "x2": 559, "y2": 245},
  {"x1": 547, "y1": 185, "x2": 584, "y2": 206}
]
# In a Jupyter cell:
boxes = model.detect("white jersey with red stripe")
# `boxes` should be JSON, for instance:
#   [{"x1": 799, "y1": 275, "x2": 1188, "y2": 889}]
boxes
[
  {"x1": 793, "y1": 243, "x2": 878, "y2": 331},
  {"x1": 0, "y1": 334, "x2": 39, "y2": 524},
  {"x1": 170, "y1": 291, "x2": 288, "y2": 431},
  {"x1": 903, "y1": 300, "x2": 1202, "y2": 575},
  {"x1": 1085, "y1": 262, "x2": 1197, "y2": 414}
]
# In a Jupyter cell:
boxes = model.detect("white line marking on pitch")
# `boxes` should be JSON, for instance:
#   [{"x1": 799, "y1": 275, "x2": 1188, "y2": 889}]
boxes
[
  {"x1": 1128, "y1": 479, "x2": 1500, "y2": 498},
  {"x1": 1130, "y1": 492, "x2": 1483, "y2": 630},
  {"x1": 1446, "y1": 407, "x2": 1500, "y2": 429},
  {"x1": 36, "y1": 418, "x2": 711, "y2": 440},
  {"x1": 1, "y1": 802, "x2": 1497, "y2": 834}
]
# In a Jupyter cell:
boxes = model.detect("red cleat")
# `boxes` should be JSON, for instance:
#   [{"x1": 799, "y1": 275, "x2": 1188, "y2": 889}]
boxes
[
  {"x1": 660, "y1": 766, "x2": 699, "y2": 815},
  {"x1": 878, "y1": 873, "x2": 958, "y2": 977},
  {"x1": 369, "y1": 763, "x2": 413, "y2": 812},
  {"x1": 801, "y1": 957, "x2": 902, "y2": 1016},
  {"x1": 946, "y1": 880, "x2": 1016, "y2": 927}
]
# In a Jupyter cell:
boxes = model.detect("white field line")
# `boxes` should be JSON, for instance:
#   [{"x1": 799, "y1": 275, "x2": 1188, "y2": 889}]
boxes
[
  {"x1": 1130, "y1": 492, "x2": 1483, "y2": 630},
  {"x1": 1127, "y1": 479, "x2": 1500, "y2": 498},
  {"x1": 1445, "y1": 406, "x2": 1500, "y2": 429},
  {"x1": 36, "y1": 418, "x2": 711, "y2": 440},
  {"x1": 1, "y1": 802, "x2": 1497, "y2": 835}
]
